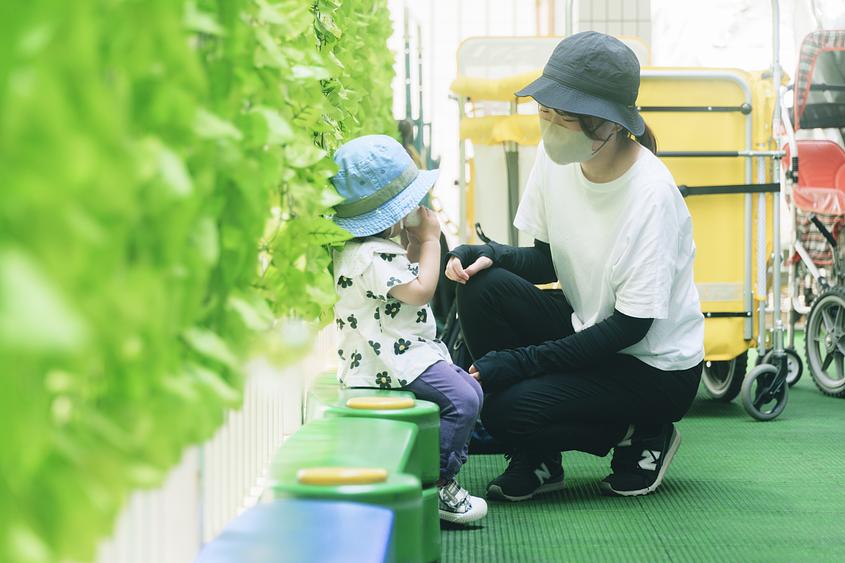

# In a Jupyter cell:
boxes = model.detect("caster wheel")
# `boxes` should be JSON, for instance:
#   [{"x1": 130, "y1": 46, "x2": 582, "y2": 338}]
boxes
[
  {"x1": 741, "y1": 363, "x2": 788, "y2": 421},
  {"x1": 758, "y1": 348, "x2": 803, "y2": 387}
]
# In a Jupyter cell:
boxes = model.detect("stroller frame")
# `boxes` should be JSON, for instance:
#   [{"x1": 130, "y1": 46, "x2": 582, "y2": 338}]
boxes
[{"x1": 781, "y1": 29, "x2": 845, "y2": 398}]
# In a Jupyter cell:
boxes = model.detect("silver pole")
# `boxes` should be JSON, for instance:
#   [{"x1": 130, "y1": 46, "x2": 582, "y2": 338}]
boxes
[
  {"x1": 757, "y1": 157, "x2": 768, "y2": 355},
  {"x1": 505, "y1": 101, "x2": 520, "y2": 245},
  {"x1": 457, "y1": 96, "x2": 469, "y2": 243},
  {"x1": 403, "y1": 5, "x2": 412, "y2": 120},
  {"x1": 771, "y1": 0, "x2": 784, "y2": 353},
  {"x1": 745, "y1": 129, "x2": 754, "y2": 342}
]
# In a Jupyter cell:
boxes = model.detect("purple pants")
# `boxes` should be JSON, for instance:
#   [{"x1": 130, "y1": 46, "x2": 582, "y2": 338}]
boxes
[{"x1": 405, "y1": 361, "x2": 483, "y2": 482}]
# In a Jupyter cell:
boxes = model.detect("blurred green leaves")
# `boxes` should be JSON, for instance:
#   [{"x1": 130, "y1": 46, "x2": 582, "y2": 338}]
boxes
[{"x1": 0, "y1": 0, "x2": 395, "y2": 561}]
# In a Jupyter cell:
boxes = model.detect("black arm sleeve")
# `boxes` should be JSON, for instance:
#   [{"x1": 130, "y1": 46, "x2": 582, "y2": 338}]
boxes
[
  {"x1": 474, "y1": 309, "x2": 655, "y2": 392},
  {"x1": 447, "y1": 239, "x2": 556, "y2": 284}
]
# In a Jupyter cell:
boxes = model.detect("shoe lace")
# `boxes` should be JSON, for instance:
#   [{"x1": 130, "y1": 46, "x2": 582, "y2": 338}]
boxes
[
  {"x1": 503, "y1": 452, "x2": 556, "y2": 475},
  {"x1": 611, "y1": 443, "x2": 644, "y2": 473}
]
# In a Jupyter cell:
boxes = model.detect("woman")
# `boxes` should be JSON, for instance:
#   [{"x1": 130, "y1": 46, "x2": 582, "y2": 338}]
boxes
[{"x1": 446, "y1": 31, "x2": 704, "y2": 501}]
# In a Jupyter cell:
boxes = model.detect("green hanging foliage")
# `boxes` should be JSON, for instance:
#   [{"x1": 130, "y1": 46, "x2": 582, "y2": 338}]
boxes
[{"x1": 0, "y1": 0, "x2": 395, "y2": 560}]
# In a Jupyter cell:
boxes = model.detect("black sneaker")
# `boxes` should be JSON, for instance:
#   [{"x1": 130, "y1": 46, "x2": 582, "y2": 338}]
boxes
[
  {"x1": 600, "y1": 423, "x2": 681, "y2": 497},
  {"x1": 486, "y1": 452, "x2": 565, "y2": 502}
]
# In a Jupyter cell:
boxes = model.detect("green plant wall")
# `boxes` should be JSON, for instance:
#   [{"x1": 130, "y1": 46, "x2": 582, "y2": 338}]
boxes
[{"x1": 0, "y1": 0, "x2": 395, "y2": 561}]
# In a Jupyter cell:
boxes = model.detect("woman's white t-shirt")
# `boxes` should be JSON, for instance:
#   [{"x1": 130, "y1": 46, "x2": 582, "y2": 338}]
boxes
[{"x1": 513, "y1": 143, "x2": 704, "y2": 371}]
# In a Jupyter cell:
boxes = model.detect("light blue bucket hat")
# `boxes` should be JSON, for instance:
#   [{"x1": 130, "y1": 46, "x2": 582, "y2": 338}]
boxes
[{"x1": 331, "y1": 134, "x2": 439, "y2": 238}]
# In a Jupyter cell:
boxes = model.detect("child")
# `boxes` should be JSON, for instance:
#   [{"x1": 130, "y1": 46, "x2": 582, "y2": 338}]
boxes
[{"x1": 330, "y1": 134, "x2": 487, "y2": 524}]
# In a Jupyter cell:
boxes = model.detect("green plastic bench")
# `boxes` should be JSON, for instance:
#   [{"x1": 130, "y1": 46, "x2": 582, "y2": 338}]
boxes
[
  {"x1": 304, "y1": 380, "x2": 442, "y2": 562},
  {"x1": 271, "y1": 417, "x2": 431, "y2": 563},
  {"x1": 305, "y1": 379, "x2": 440, "y2": 487}
]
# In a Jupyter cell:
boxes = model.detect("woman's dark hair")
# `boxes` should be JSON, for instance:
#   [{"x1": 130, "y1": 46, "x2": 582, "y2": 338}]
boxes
[
  {"x1": 632, "y1": 123, "x2": 658, "y2": 154},
  {"x1": 560, "y1": 110, "x2": 658, "y2": 154}
]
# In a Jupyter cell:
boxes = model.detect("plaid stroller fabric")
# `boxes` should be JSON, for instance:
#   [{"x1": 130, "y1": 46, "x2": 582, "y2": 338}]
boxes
[
  {"x1": 793, "y1": 30, "x2": 845, "y2": 130},
  {"x1": 796, "y1": 209, "x2": 844, "y2": 265}
]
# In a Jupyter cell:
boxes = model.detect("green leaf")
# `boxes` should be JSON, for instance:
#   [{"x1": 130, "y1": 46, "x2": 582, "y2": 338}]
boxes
[
  {"x1": 0, "y1": 248, "x2": 88, "y2": 353},
  {"x1": 291, "y1": 65, "x2": 331, "y2": 80},
  {"x1": 188, "y1": 363, "x2": 241, "y2": 405},
  {"x1": 251, "y1": 106, "x2": 294, "y2": 145},
  {"x1": 158, "y1": 146, "x2": 193, "y2": 197},
  {"x1": 284, "y1": 143, "x2": 327, "y2": 168},
  {"x1": 190, "y1": 216, "x2": 219, "y2": 265},
  {"x1": 183, "y1": 327, "x2": 240, "y2": 370},
  {"x1": 255, "y1": 0, "x2": 287, "y2": 25},
  {"x1": 7, "y1": 523, "x2": 51, "y2": 563},
  {"x1": 184, "y1": 2, "x2": 225, "y2": 35},
  {"x1": 194, "y1": 108, "x2": 243, "y2": 141},
  {"x1": 227, "y1": 293, "x2": 274, "y2": 331},
  {"x1": 254, "y1": 28, "x2": 288, "y2": 69},
  {"x1": 306, "y1": 220, "x2": 351, "y2": 246},
  {"x1": 126, "y1": 463, "x2": 165, "y2": 487},
  {"x1": 317, "y1": 13, "x2": 343, "y2": 39}
]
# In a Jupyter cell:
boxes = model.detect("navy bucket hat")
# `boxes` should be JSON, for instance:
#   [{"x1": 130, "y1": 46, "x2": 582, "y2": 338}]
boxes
[
  {"x1": 330, "y1": 135, "x2": 438, "y2": 238},
  {"x1": 516, "y1": 31, "x2": 645, "y2": 136}
]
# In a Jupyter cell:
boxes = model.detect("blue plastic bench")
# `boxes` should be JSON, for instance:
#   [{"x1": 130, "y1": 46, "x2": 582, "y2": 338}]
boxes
[{"x1": 195, "y1": 499, "x2": 394, "y2": 563}]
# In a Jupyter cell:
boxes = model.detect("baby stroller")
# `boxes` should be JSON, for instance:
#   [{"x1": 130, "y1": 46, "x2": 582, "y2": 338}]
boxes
[{"x1": 783, "y1": 30, "x2": 845, "y2": 398}]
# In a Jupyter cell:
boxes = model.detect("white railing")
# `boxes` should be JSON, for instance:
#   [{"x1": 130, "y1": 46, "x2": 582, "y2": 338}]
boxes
[{"x1": 95, "y1": 326, "x2": 336, "y2": 563}]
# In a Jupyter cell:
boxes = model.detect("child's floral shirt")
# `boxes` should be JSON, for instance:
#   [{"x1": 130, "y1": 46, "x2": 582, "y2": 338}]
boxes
[{"x1": 332, "y1": 237, "x2": 451, "y2": 389}]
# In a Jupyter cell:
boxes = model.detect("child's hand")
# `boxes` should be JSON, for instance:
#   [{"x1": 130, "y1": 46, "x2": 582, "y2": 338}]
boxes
[
  {"x1": 405, "y1": 207, "x2": 440, "y2": 244},
  {"x1": 446, "y1": 255, "x2": 493, "y2": 284}
]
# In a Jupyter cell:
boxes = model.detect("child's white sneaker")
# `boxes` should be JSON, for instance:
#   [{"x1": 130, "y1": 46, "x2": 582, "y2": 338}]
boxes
[{"x1": 438, "y1": 479, "x2": 487, "y2": 524}]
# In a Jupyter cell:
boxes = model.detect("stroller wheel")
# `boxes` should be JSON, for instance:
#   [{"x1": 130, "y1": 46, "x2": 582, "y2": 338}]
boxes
[
  {"x1": 805, "y1": 287, "x2": 845, "y2": 397},
  {"x1": 758, "y1": 348, "x2": 803, "y2": 387},
  {"x1": 741, "y1": 363, "x2": 789, "y2": 421},
  {"x1": 701, "y1": 352, "x2": 748, "y2": 402}
]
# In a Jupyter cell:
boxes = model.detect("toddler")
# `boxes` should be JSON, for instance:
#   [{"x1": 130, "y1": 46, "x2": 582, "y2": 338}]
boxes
[{"x1": 330, "y1": 134, "x2": 487, "y2": 524}]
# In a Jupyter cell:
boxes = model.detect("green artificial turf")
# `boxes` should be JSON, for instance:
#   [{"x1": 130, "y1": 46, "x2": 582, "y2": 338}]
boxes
[{"x1": 441, "y1": 336, "x2": 845, "y2": 562}]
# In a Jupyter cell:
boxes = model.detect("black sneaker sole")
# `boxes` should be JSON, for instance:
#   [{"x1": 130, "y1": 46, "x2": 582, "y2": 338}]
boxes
[
  {"x1": 600, "y1": 427, "x2": 681, "y2": 497},
  {"x1": 486, "y1": 476, "x2": 565, "y2": 502}
]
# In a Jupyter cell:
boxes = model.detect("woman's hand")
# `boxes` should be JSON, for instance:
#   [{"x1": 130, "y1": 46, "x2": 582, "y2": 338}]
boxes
[
  {"x1": 445, "y1": 255, "x2": 493, "y2": 284},
  {"x1": 468, "y1": 364, "x2": 480, "y2": 380},
  {"x1": 472, "y1": 350, "x2": 528, "y2": 392}
]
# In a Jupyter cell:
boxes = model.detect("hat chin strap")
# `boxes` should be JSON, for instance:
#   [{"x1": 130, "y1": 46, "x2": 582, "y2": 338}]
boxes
[
  {"x1": 385, "y1": 222, "x2": 403, "y2": 239},
  {"x1": 590, "y1": 132, "x2": 614, "y2": 156},
  {"x1": 586, "y1": 125, "x2": 623, "y2": 160}
]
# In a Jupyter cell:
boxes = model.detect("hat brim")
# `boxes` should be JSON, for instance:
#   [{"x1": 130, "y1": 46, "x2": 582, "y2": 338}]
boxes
[
  {"x1": 516, "y1": 75, "x2": 645, "y2": 137},
  {"x1": 334, "y1": 169, "x2": 439, "y2": 238}
]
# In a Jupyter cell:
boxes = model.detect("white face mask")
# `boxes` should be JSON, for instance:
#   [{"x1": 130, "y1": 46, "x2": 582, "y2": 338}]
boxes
[{"x1": 539, "y1": 119, "x2": 617, "y2": 165}]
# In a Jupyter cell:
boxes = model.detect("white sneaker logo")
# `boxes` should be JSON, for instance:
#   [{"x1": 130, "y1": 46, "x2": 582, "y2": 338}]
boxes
[
  {"x1": 534, "y1": 463, "x2": 552, "y2": 484},
  {"x1": 638, "y1": 450, "x2": 661, "y2": 471}
]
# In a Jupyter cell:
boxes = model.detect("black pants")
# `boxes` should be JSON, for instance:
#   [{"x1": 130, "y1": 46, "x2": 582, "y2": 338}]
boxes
[{"x1": 456, "y1": 267, "x2": 702, "y2": 458}]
